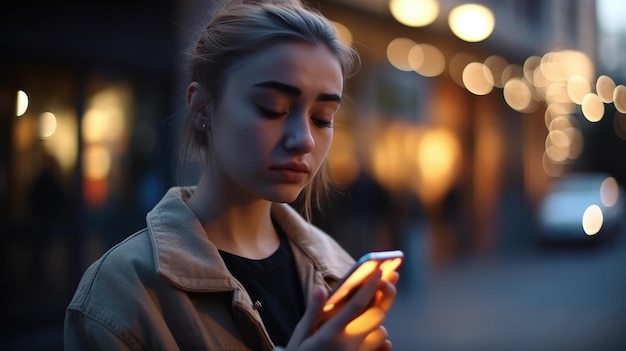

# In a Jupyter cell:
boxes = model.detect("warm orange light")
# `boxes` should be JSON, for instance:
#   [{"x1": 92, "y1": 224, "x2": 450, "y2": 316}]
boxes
[
  {"x1": 84, "y1": 177, "x2": 108, "y2": 207},
  {"x1": 344, "y1": 307, "x2": 385, "y2": 335},
  {"x1": 41, "y1": 108, "x2": 79, "y2": 175},
  {"x1": 380, "y1": 258, "x2": 402, "y2": 281},
  {"x1": 82, "y1": 86, "x2": 130, "y2": 143},
  {"x1": 83, "y1": 145, "x2": 112, "y2": 180},
  {"x1": 328, "y1": 127, "x2": 360, "y2": 186},
  {"x1": 371, "y1": 123, "x2": 421, "y2": 192},
  {"x1": 331, "y1": 21, "x2": 353, "y2": 46},
  {"x1": 416, "y1": 128, "x2": 460, "y2": 204},
  {"x1": 324, "y1": 261, "x2": 378, "y2": 312}
]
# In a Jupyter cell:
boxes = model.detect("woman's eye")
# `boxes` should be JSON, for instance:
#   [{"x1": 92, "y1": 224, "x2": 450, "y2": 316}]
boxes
[
  {"x1": 312, "y1": 118, "x2": 334, "y2": 129},
  {"x1": 257, "y1": 105, "x2": 287, "y2": 118}
]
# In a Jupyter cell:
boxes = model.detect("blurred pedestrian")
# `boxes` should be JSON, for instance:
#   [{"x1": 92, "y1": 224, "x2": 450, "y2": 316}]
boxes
[{"x1": 63, "y1": 0, "x2": 399, "y2": 350}]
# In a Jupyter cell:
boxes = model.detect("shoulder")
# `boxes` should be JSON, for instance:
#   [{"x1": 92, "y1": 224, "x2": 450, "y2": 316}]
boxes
[{"x1": 67, "y1": 229, "x2": 159, "y2": 315}]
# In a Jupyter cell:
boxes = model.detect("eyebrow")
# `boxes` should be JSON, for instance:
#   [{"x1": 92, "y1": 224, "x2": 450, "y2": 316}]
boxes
[{"x1": 253, "y1": 81, "x2": 342, "y2": 103}]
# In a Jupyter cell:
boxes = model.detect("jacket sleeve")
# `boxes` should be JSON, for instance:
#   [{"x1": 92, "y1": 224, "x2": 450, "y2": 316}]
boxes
[{"x1": 64, "y1": 309, "x2": 135, "y2": 351}]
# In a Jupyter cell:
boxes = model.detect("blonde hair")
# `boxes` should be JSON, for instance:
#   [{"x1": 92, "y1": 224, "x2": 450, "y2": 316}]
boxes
[{"x1": 179, "y1": 0, "x2": 359, "y2": 221}]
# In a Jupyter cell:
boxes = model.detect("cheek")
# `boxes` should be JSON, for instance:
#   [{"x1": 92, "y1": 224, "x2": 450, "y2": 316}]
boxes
[
  {"x1": 314, "y1": 131, "x2": 334, "y2": 159},
  {"x1": 243, "y1": 123, "x2": 281, "y2": 150}
]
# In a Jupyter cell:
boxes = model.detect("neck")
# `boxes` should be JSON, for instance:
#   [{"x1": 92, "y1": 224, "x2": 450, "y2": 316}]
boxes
[{"x1": 186, "y1": 170, "x2": 280, "y2": 259}]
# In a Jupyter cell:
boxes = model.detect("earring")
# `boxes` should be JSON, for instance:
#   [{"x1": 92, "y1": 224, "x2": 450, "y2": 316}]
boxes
[{"x1": 202, "y1": 123, "x2": 206, "y2": 129}]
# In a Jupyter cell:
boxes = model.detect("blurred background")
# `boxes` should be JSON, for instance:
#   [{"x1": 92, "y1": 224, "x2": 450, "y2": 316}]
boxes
[{"x1": 2, "y1": 0, "x2": 626, "y2": 350}]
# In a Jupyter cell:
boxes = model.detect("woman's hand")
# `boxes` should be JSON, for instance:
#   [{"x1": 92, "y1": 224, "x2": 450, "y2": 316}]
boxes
[{"x1": 284, "y1": 269, "x2": 399, "y2": 351}]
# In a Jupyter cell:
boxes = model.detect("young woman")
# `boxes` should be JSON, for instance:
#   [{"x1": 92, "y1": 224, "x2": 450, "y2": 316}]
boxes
[{"x1": 64, "y1": 0, "x2": 399, "y2": 350}]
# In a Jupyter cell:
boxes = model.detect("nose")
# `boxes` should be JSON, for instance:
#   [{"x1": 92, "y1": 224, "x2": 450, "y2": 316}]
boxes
[{"x1": 284, "y1": 112, "x2": 315, "y2": 154}]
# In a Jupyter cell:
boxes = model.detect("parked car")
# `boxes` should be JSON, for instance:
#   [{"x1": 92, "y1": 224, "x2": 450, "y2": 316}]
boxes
[{"x1": 537, "y1": 173, "x2": 625, "y2": 246}]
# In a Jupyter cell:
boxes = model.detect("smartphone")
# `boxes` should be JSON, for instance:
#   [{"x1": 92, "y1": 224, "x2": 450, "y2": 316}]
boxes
[{"x1": 321, "y1": 250, "x2": 404, "y2": 321}]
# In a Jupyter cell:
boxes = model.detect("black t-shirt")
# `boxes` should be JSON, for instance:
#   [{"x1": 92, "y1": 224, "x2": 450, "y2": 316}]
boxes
[{"x1": 219, "y1": 233, "x2": 305, "y2": 347}]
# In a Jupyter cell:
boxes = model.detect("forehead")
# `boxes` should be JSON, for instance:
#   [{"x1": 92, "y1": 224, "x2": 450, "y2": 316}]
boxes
[{"x1": 226, "y1": 41, "x2": 344, "y2": 95}]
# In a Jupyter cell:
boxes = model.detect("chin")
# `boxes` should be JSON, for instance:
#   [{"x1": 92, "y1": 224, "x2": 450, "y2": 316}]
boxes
[{"x1": 260, "y1": 186, "x2": 303, "y2": 204}]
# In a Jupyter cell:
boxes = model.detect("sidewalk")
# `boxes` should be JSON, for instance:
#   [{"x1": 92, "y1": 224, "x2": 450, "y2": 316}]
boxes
[{"x1": 385, "y1": 243, "x2": 626, "y2": 351}]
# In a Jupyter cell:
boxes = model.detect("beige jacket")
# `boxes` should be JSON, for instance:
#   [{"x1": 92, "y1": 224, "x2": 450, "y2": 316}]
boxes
[{"x1": 64, "y1": 187, "x2": 355, "y2": 351}]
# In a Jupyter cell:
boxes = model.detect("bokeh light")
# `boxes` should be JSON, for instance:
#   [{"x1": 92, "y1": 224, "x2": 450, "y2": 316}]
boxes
[
  {"x1": 16, "y1": 90, "x2": 29, "y2": 117},
  {"x1": 83, "y1": 145, "x2": 112, "y2": 180},
  {"x1": 542, "y1": 152, "x2": 566, "y2": 177},
  {"x1": 38, "y1": 112, "x2": 57, "y2": 138},
  {"x1": 484, "y1": 55, "x2": 508, "y2": 88},
  {"x1": 462, "y1": 62, "x2": 494, "y2": 95},
  {"x1": 449, "y1": 52, "x2": 476, "y2": 87},
  {"x1": 387, "y1": 38, "x2": 416, "y2": 71},
  {"x1": 523, "y1": 56, "x2": 541, "y2": 86},
  {"x1": 82, "y1": 88, "x2": 128, "y2": 143},
  {"x1": 448, "y1": 4, "x2": 495, "y2": 42},
  {"x1": 503, "y1": 78, "x2": 532, "y2": 112},
  {"x1": 567, "y1": 75, "x2": 591, "y2": 105},
  {"x1": 614, "y1": 85, "x2": 626, "y2": 113},
  {"x1": 331, "y1": 21, "x2": 353, "y2": 46},
  {"x1": 390, "y1": 0, "x2": 439, "y2": 27},
  {"x1": 328, "y1": 127, "x2": 360, "y2": 186},
  {"x1": 596, "y1": 75, "x2": 616, "y2": 103},
  {"x1": 413, "y1": 43, "x2": 445, "y2": 77},
  {"x1": 581, "y1": 93, "x2": 604, "y2": 122},
  {"x1": 582, "y1": 204, "x2": 603, "y2": 235},
  {"x1": 408, "y1": 44, "x2": 425, "y2": 72},
  {"x1": 501, "y1": 64, "x2": 524, "y2": 83},
  {"x1": 416, "y1": 128, "x2": 461, "y2": 204},
  {"x1": 600, "y1": 176, "x2": 619, "y2": 207}
]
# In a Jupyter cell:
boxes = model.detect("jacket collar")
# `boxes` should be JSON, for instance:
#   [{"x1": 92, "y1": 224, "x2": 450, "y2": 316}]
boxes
[{"x1": 146, "y1": 187, "x2": 352, "y2": 292}]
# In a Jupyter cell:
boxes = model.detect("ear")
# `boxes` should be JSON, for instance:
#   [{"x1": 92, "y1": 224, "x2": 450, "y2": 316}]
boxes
[{"x1": 187, "y1": 81, "x2": 212, "y2": 131}]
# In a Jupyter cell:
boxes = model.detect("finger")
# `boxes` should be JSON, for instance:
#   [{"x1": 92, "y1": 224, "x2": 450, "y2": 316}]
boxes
[
  {"x1": 376, "y1": 279, "x2": 398, "y2": 313},
  {"x1": 344, "y1": 306, "x2": 385, "y2": 336},
  {"x1": 323, "y1": 269, "x2": 383, "y2": 331},
  {"x1": 286, "y1": 286, "x2": 327, "y2": 348},
  {"x1": 358, "y1": 326, "x2": 389, "y2": 351},
  {"x1": 382, "y1": 271, "x2": 399, "y2": 285},
  {"x1": 375, "y1": 339, "x2": 393, "y2": 351}
]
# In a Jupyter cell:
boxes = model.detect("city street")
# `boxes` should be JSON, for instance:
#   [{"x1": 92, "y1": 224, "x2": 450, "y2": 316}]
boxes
[{"x1": 386, "y1": 236, "x2": 626, "y2": 351}]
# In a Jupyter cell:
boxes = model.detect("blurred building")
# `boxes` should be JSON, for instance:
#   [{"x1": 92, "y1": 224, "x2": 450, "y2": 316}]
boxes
[
  {"x1": 1, "y1": 0, "x2": 625, "y2": 349},
  {"x1": 317, "y1": 0, "x2": 623, "y2": 261}
]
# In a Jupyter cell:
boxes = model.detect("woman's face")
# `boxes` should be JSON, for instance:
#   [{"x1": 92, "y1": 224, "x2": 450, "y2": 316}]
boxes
[{"x1": 205, "y1": 41, "x2": 343, "y2": 203}]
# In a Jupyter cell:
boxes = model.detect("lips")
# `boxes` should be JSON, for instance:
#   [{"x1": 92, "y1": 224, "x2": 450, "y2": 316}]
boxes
[
  {"x1": 269, "y1": 161, "x2": 310, "y2": 183},
  {"x1": 271, "y1": 161, "x2": 310, "y2": 173}
]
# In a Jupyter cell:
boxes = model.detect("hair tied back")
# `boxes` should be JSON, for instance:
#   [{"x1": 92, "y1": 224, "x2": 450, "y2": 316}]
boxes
[{"x1": 221, "y1": 0, "x2": 304, "y2": 8}]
